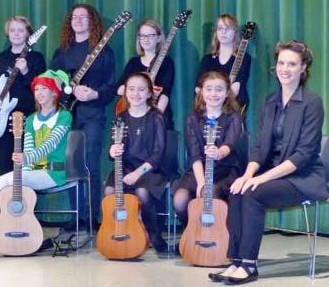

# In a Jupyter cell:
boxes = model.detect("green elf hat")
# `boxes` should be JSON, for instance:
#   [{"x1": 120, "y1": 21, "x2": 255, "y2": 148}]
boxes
[{"x1": 31, "y1": 69, "x2": 73, "y2": 99}]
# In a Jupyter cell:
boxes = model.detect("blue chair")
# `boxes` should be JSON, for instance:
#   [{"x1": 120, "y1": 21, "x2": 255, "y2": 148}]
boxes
[{"x1": 35, "y1": 130, "x2": 93, "y2": 251}]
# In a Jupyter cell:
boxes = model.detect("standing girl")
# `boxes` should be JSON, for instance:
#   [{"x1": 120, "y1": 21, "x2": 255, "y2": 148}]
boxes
[
  {"x1": 105, "y1": 72, "x2": 168, "y2": 253},
  {"x1": 116, "y1": 19, "x2": 175, "y2": 129}
]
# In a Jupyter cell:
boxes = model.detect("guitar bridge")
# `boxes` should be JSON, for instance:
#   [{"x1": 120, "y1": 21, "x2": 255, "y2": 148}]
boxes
[
  {"x1": 112, "y1": 234, "x2": 130, "y2": 242},
  {"x1": 5, "y1": 232, "x2": 29, "y2": 238},
  {"x1": 195, "y1": 240, "x2": 216, "y2": 248}
]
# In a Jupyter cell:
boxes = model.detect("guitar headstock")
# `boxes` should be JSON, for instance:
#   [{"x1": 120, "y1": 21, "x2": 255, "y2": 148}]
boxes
[
  {"x1": 241, "y1": 21, "x2": 256, "y2": 40},
  {"x1": 112, "y1": 119, "x2": 127, "y2": 144},
  {"x1": 204, "y1": 118, "x2": 222, "y2": 145},
  {"x1": 27, "y1": 25, "x2": 47, "y2": 46},
  {"x1": 12, "y1": 111, "x2": 24, "y2": 139},
  {"x1": 112, "y1": 11, "x2": 133, "y2": 31},
  {"x1": 173, "y1": 9, "x2": 192, "y2": 29}
]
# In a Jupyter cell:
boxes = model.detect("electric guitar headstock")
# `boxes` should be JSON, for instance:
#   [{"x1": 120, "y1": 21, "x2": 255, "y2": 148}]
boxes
[
  {"x1": 241, "y1": 21, "x2": 256, "y2": 40},
  {"x1": 112, "y1": 119, "x2": 127, "y2": 144},
  {"x1": 27, "y1": 25, "x2": 47, "y2": 47},
  {"x1": 12, "y1": 111, "x2": 24, "y2": 140},
  {"x1": 112, "y1": 11, "x2": 133, "y2": 31},
  {"x1": 173, "y1": 9, "x2": 192, "y2": 29}
]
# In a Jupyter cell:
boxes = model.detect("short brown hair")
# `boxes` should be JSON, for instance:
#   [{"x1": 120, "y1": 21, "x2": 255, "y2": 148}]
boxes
[{"x1": 275, "y1": 40, "x2": 313, "y2": 85}]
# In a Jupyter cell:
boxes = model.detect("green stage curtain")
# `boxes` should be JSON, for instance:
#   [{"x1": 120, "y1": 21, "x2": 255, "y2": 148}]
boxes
[{"x1": 1, "y1": 0, "x2": 328, "y2": 233}]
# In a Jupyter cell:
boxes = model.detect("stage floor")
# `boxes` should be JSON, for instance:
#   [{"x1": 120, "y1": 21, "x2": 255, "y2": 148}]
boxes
[{"x1": 0, "y1": 233, "x2": 329, "y2": 287}]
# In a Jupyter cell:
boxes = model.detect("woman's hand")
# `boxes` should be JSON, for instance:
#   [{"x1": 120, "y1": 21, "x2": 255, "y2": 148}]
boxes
[
  {"x1": 109, "y1": 143, "x2": 124, "y2": 158},
  {"x1": 240, "y1": 176, "x2": 267, "y2": 194},
  {"x1": 205, "y1": 145, "x2": 223, "y2": 160},
  {"x1": 74, "y1": 85, "x2": 98, "y2": 101},
  {"x1": 230, "y1": 176, "x2": 249, "y2": 194},
  {"x1": 231, "y1": 81, "x2": 241, "y2": 96},
  {"x1": 123, "y1": 170, "x2": 140, "y2": 186},
  {"x1": 12, "y1": 152, "x2": 24, "y2": 165}
]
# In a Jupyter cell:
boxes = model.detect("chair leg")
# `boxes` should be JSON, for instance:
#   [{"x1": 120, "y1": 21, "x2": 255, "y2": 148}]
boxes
[
  {"x1": 310, "y1": 201, "x2": 319, "y2": 279},
  {"x1": 302, "y1": 202, "x2": 312, "y2": 254},
  {"x1": 76, "y1": 183, "x2": 79, "y2": 250},
  {"x1": 167, "y1": 184, "x2": 171, "y2": 254}
]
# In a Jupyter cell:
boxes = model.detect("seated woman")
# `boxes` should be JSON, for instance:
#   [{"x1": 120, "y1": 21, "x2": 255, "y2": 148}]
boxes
[
  {"x1": 173, "y1": 71, "x2": 242, "y2": 227},
  {"x1": 105, "y1": 72, "x2": 168, "y2": 253},
  {"x1": 0, "y1": 70, "x2": 72, "y2": 190},
  {"x1": 209, "y1": 41, "x2": 329, "y2": 284}
]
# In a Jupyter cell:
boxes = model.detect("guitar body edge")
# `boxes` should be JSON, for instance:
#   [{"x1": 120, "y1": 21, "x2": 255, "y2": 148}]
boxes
[
  {"x1": 96, "y1": 194, "x2": 149, "y2": 260},
  {"x1": 179, "y1": 198, "x2": 229, "y2": 266},
  {"x1": 0, "y1": 186, "x2": 44, "y2": 256}
]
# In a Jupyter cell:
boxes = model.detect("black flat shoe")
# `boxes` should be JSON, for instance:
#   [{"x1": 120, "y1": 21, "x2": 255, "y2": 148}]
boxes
[
  {"x1": 208, "y1": 272, "x2": 228, "y2": 282},
  {"x1": 224, "y1": 264, "x2": 258, "y2": 285}
]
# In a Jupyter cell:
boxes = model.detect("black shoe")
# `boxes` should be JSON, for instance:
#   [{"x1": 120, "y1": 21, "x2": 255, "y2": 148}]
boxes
[
  {"x1": 224, "y1": 264, "x2": 258, "y2": 285},
  {"x1": 208, "y1": 271, "x2": 229, "y2": 282},
  {"x1": 150, "y1": 235, "x2": 168, "y2": 253}
]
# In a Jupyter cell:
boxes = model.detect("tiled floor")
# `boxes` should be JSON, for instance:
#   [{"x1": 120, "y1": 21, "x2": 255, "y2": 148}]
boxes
[{"x1": 0, "y1": 233, "x2": 329, "y2": 287}]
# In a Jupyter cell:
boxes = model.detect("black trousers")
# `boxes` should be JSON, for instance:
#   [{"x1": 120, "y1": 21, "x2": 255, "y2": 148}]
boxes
[{"x1": 228, "y1": 178, "x2": 308, "y2": 260}]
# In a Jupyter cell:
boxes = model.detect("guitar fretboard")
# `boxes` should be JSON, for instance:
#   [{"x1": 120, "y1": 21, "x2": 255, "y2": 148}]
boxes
[
  {"x1": 13, "y1": 137, "x2": 22, "y2": 202},
  {"x1": 114, "y1": 155, "x2": 124, "y2": 207},
  {"x1": 72, "y1": 27, "x2": 115, "y2": 86},
  {"x1": 229, "y1": 39, "x2": 248, "y2": 83},
  {"x1": 203, "y1": 156, "x2": 214, "y2": 213}
]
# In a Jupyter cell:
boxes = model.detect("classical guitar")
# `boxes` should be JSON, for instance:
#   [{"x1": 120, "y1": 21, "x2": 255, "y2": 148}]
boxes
[
  {"x1": 61, "y1": 11, "x2": 132, "y2": 111},
  {"x1": 115, "y1": 9, "x2": 192, "y2": 115},
  {"x1": 96, "y1": 119, "x2": 149, "y2": 260},
  {"x1": 0, "y1": 111, "x2": 43, "y2": 256},
  {"x1": 230, "y1": 21, "x2": 256, "y2": 114},
  {"x1": 0, "y1": 25, "x2": 47, "y2": 138},
  {"x1": 179, "y1": 119, "x2": 229, "y2": 266}
]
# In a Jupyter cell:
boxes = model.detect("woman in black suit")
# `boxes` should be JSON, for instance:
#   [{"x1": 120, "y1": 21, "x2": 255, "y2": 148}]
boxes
[{"x1": 209, "y1": 40, "x2": 328, "y2": 285}]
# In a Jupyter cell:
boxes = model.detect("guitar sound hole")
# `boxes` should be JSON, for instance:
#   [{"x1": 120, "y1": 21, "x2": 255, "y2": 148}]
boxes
[
  {"x1": 200, "y1": 213, "x2": 215, "y2": 227},
  {"x1": 115, "y1": 209, "x2": 127, "y2": 221},
  {"x1": 8, "y1": 200, "x2": 25, "y2": 216}
]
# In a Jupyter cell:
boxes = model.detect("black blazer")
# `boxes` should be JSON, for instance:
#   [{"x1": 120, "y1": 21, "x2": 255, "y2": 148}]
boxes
[{"x1": 250, "y1": 87, "x2": 328, "y2": 200}]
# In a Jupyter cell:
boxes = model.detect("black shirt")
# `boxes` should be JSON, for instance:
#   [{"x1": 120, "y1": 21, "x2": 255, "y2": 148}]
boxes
[
  {"x1": 198, "y1": 53, "x2": 251, "y2": 107},
  {"x1": 117, "y1": 56, "x2": 175, "y2": 129},
  {"x1": 185, "y1": 111, "x2": 242, "y2": 170}
]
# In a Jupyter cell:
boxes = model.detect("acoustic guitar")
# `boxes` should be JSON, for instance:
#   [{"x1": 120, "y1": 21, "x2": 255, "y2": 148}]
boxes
[
  {"x1": 0, "y1": 25, "x2": 47, "y2": 138},
  {"x1": 60, "y1": 11, "x2": 132, "y2": 111},
  {"x1": 115, "y1": 9, "x2": 192, "y2": 115},
  {"x1": 179, "y1": 119, "x2": 229, "y2": 266},
  {"x1": 0, "y1": 111, "x2": 43, "y2": 256},
  {"x1": 96, "y1": 119, "x2": 149, "y2": 260}
]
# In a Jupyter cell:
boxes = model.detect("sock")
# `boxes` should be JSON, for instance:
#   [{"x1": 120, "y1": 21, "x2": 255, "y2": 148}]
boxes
[{"x1": 241, "y1": 259, "x2": 257, "y2": 273}]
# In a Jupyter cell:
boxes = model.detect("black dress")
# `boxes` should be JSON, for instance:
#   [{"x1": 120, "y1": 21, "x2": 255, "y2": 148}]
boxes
[
  {"x1": 173, "y1": 111, "x2": 242, "y2": 199},
  {"x1": 117, "y1": 56, "x2": 175, "y2": 129},
  {"x1": 106, "y1": 108, "x2": 168, "y2": 200},
  {"x1": 198, "y1": 54, "x2": 251, "y2": 108},
  {"x1": 0, "y1": 48, "x2": 46, "y2": 175}
]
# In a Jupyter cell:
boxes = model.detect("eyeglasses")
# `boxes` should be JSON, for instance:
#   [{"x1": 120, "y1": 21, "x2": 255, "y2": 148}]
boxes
[
  {"x1": 72, "y1": 15, "x2": 89, "y2": 21},
  {"x1": 217, "y1": 26, "x2": 234, "y2": 33},
  {"x1": 138, "y1": 34, "x2": 158, "y2": 40}
]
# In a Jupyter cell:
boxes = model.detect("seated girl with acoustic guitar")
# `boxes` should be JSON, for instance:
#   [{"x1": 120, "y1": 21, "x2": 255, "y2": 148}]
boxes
[
  {"x1": 105, "y1": 72, "x2": 169, "y2": 254},
  {"x1": 173, "y1": 71, "x2": 242, "y2": 231},
  {"x1": 116, "y1": 19, "x2": 175, "y2": 129},
  {"x1": 0, "y1": 70, "x2": 72, "y2": 190}
]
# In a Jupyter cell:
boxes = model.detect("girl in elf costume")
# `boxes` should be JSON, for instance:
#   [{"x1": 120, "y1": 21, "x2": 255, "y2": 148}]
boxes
[{"x1": 0, "y1": 70, "x2": 72, "y2": 190}]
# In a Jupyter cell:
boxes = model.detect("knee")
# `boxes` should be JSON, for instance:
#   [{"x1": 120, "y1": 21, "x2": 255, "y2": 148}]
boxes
[
  {"x1": 173, "y1": 188, "x2": 190, "y2": 213},
  {"x1": 135, "y1": 188, "x2": 150, "y2": 204},
  {"x1": 104, "y1": 186, "x2": 115, "y2": 196}
]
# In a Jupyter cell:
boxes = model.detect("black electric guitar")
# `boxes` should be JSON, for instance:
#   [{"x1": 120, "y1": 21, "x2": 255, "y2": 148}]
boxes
[
  {"x1": 0, "y1": 25, "x2": 47, "y2": 138},
  {"x1": 0, "y1": 111, "x2": 43, "y2": 256},
  {"x1": 115, "y1": 9, "x2": 192, "y2": 114},
  {"x1": 61, "y1": 11, "x2": 132, "y2": 111}
]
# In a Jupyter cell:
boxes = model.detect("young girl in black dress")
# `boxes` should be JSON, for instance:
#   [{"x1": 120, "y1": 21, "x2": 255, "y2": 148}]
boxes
[
  {"x1": 105, "y1": 72, "x2": 168, "y2": 253},
  {"x1": 116, "y1": 19, "x2": 175, "y2": 129},
  {"x1": 173, "y1": 71, "x2": 242, "y2": 226}
]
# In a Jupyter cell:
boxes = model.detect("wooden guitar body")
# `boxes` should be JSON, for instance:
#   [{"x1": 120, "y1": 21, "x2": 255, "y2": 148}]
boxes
[
  {"x1": 0, "y1": 186, "x2": 43, "y2": 256},
  {"x1": 96, "y1": 194, "x2": 149, "y2": 260},
  {"x1": 179, "y1": 197, "x2": 229, "y2": 267}
]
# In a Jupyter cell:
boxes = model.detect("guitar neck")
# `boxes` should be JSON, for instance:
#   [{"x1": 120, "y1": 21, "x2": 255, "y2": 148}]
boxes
[
  {"x1": 229, "y1": 39, "x2": 249, "y2": 83},
  {"x1": 149, "y1": 26, "x2": 178, "y2": 82},
  {"x1": 13, "y1": 137, "x2": 22, "y2": 202},
  {"x1": 114, "y1": 155, "x2": 124, "y2": 207},
  {"x1": 72, "y1": 27, "x2": 115, "y2": 86},
  {"x1": 203, "y1": 156, "x2": 214, "y2": 213},
  {"x1": 0, "y1": 45, "x2": 30, "y2": 101}
]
